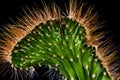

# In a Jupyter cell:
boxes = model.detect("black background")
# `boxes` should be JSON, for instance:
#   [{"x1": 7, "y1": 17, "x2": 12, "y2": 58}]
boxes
[{"x1": 0, "y1": 0, "x2": 120, "y2": 41}]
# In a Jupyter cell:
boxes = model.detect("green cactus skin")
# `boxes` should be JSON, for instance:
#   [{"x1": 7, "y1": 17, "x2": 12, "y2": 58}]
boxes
[{"x1": 12, "y1": 18, "x2": 110, "y2": 80}]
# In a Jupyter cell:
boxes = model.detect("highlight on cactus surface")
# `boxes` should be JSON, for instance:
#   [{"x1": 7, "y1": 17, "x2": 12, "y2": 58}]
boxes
[{"x1": 0, "y1": 0, "x2": 118, "y2": 80}]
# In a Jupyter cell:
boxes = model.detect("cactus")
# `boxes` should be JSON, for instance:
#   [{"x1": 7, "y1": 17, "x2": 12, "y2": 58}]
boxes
[
  {"x1": 0, "y1": 0, "x2": 112, "y2": 80},
  {"x1": 12, "y1": 18, "x2": 110, "y2": 80}
]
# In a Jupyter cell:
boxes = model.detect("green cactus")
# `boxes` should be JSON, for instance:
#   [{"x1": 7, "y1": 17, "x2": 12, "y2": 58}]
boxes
[{"x1": 12, "y1": 18, "x2": 110, "y2": 80}]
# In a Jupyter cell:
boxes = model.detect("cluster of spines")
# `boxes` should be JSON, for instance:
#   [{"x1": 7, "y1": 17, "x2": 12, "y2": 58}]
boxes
[{"x1": 0, "y1": 62, "x2": 63, "y2": 80}]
